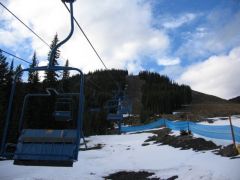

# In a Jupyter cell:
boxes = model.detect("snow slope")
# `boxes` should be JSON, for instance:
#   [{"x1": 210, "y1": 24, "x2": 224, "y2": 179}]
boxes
[
  {"x1": 0, "y1": 133, "x2": 239, "y2": 180},
  {"x1": 199, "y1": 115, "x2": 240, "y2": 127}
]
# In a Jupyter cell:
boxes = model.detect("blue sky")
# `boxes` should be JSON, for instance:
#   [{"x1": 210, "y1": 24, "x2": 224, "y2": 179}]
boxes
[
  {"x1": 0, "y1": 0, "x2": 240, "y2": 99},
  {"x1": 149, "y1": 0, "x2": 240, "y2": 72}
]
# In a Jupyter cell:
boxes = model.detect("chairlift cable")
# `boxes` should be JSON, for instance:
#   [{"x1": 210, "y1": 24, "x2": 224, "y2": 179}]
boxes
[
  {"x1": 1, "y1": 1, "x2": 120, "y2": 92},
  {"x1": 0, "y1": 48, "x2": 31, "y2": 64},
  {"x1": 63, "y1": 2, "x2": 120, "y2": 89},
  {"x1": 0, "y1": 1, "x2": 68, "y2": 66},
  {"x1": 63, "y1": 2, "x2": 108, "y2": 70},
  {"x1": 1, "y1": 1, "x2": 120, "y2": 90},
  {"x1": 85, "y1": 78, "x2": 115, "y2": 97},
  {"x1": 0, "y1": 2, "x2": 50, "y2": 48}
]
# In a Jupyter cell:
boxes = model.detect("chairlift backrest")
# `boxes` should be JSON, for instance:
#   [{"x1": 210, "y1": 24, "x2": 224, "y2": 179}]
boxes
[{"x1": 54, "y1": 98, "x2": 73, "y2": 122}]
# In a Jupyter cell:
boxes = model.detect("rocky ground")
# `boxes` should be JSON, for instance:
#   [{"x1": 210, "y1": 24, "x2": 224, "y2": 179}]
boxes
[{"x1": 142, "y1": 128, "x2": 239, "y2": 157}]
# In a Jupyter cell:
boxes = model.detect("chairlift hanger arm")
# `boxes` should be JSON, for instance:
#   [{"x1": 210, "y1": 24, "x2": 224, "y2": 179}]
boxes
[
  {"x1": 49, "y1": 0, "x2": 75, "y2": 67},
  {"x1": 62, "y1": 2, "x2": 120, "y2": 90},
  {"x1": 62, "y1": 0, "x2": 76, "y2": 2}
]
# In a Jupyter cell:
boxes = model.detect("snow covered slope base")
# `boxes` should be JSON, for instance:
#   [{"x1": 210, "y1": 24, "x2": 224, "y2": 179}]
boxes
[{"x1": 0, "y1": 133, "x2": 239, "y2": 180}]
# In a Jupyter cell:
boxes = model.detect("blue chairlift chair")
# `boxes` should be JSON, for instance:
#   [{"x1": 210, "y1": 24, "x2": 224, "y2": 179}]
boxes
[
  {"x1": 107, "y1": 114, "x2": 123, "y2": 135},
  {"x1": 106, "y1": 92, "x2": 133, "y2": 134},
  {"x1": 16, "y1": 88, "x2": 87, "y2": 166},
  {"x1": 89, "y1": 107, "x2": 101, "y2": 113},
  {"x1": 0, "y1": 0, "x2": 86, "y2": 167},
  {"x1": 106, "y1": 97, "x2": 123, "y2": 134},
  {"x1": 53, "y1": 98, "x2": 73, "y2": 122}
]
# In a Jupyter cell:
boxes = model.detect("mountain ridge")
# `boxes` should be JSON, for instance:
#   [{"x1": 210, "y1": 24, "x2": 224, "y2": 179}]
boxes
[
  {"x1": 229, "y1": 96, "x2": 240, "y2": 103},
  {"x1": 191, "y1": 90, "x2": 229, "y2": 104}
]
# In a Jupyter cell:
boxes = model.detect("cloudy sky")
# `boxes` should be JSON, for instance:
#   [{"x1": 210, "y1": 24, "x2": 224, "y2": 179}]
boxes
[{"x1": 0, "y1": 0, "x2": 240, "y2": 99}]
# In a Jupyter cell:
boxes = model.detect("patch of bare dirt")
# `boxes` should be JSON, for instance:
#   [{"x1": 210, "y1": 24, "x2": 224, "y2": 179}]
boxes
[
  {"x1": 79, "y1": 143, "x2": 104, "y2": 151},
  {"x1": 144, "y1": 128, "x2": 239, "y2": 157},
  {"x1": 104, "y1": 171, "x2": 178, "y2": 180}
]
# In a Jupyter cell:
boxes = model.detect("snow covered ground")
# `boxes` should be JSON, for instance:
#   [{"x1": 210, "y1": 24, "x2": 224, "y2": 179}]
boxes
[
  {"x1": 199, "y1": 115, "x2": 240, "y2": 127},
  {"x1": 0, "y1": 132, "x2": 239, "y2": 180}
]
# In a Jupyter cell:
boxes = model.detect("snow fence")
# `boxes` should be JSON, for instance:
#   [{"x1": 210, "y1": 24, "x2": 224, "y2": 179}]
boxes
[{"x1": 121, "y1": 119, "x2": 240, "y2": 143}]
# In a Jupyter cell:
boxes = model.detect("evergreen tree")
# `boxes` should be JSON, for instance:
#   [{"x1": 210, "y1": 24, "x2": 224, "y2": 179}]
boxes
[
  {"x1": 28, "y1": 52, "x2": 39, "y2": 86},
  {"x1": 0, "y1": 50, "x2": 9, "y2": 87},
  {"x1": 139, "y1": 71, "x2": 192, "y2": 121},
  {"x1": 62, "y1": 59, "x2": 70, "y2": 92},
  {"x1": 26, "y1": 52, "x2": 40, "y2": 128},
  {"x1": 0, "y1": 51, "x2": 9, "y2": 117},
  {"x1": 63, "y1": 59, "x2": 69, "y2": 80},
  {"x1": 15, "y1": 65, "x2": 23, "y2": 82},
  {"x1": 6, "y1": 59, "x2": 14, "y2": 94},
  {"x1": 0, "y1": 51, "x2": 9, "y2": 144},
  {"x1": 8, "y1": 59, "x2": 14, "y2": 80},
  {"x1": 41, "y1": 34, "x2": 61, "y2": 129},
  {"x1": 44, "y1": 34, "x2": 60, "y2": 85}
]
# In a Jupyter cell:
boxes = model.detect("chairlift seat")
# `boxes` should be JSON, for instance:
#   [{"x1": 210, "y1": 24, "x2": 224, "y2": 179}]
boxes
[
  {"x1": 89, "y1": 108, "x2": 101, "y2": 112},
  {"x1": 53, "y1": 111, "x2": 72, "y2": 121},
  {"x1": 107, "y1": 113, "x2": 123, "y2": 121},
  {"x1": 119, "y1": 108, "x2": 128, "y2": 114},
  {"x1": 13, "y1": 129, "x2": 78, "y2": 166}
]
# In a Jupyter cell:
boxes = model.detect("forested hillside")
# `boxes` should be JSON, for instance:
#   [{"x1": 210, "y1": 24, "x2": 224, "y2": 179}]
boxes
[
  {"x1": 0, "y1": 35, "x2": 128, "y2": 145},
  {"x1": 139, "y1": 71, "x2": 192, "y2": 121},
  {"x1": 0, "y1": 37, "x2": 193, "y2": 145},
  {"x1": 229, "y1": 96, "x2": 240, "y2": 103}
]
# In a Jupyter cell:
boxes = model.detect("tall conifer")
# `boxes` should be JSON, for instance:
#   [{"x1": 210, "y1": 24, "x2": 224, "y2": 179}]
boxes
[
  {"x1": 28, "y1": 52, "x2": 39, "y2": 86},
  {"x1": 0, "y1": 51, "x2": 9, "y2": 139},
  {"x1": 44, "y1": 34, "x2": 60, "y2": 85},
  {"x1": 0, "y1": 50, "x2": 9, "y2": 87},
  {"x1": 63, "y1": 59, "x2": 70, "y2": 80}
]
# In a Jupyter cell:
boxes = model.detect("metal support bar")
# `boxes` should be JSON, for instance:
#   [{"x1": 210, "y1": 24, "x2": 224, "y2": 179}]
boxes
[
  {"x1": 49, "y1": 1, "x2": 74, "y2": 67},
  {"x1": 61, "y1": 0, "x2": 76, "y2": 3},
  {"x1": 0, "y1": 76, "x2": 17, "y2": 155},
  {"x1": 229, "y1": 116, "x2": 236, "y2": 147},
  {"x1": 18, "y1": 89, "x2": 82, "y2": 133},
  {"x1": 18, "y1": 93, "x2": 51, "y2": 133}
]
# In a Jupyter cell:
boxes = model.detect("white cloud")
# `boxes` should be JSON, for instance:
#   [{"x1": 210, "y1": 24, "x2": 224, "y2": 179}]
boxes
[
  {"x1": 177, "y1": 11, "x2": 240, "y2": 60},
  {"x1": 162, "y1": 13, "x2": 196, "y2": 29},
  {"x1": 126, "y1": 59, "x2": 143, "y2": 75},
  {"x1": 157, "y1": 57, "x2": 180, "y2": 66},
  {"x1": 178, "y1": 46, "x2": 240, "y2": 99},
  {"x1": 160, "y1": 64, "x2": 184, "y2": 80},
  {"x1": 0, "y1": 0, "x2": 169, "y2": 74},
  {"x1": 0, "y1": 29, "x2": 19, "y2": 46}
]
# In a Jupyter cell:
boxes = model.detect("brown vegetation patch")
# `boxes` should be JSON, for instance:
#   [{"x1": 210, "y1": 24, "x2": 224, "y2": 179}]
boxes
[
  {"x1": 144, "y1": 128, "x2": 239, "y2": 157},
  {"x1": 104, "y1": 171, "x2": 178, "y2": 180},
  {"x1": 79, "y1": 143, "x2": 104, "y2": 151},
  {"x1": 217, "y1": 144, "x2": 239, "y2": 157}
]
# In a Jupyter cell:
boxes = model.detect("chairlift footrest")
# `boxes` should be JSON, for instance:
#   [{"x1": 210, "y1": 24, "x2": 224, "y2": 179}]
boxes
[{"x1": 14, "y1": 159, "x2": 73, "y2": 167}]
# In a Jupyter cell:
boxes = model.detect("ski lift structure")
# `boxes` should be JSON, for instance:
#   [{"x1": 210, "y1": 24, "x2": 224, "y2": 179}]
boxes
[
  {"x1": 0, "y1": 0, "x2": 86, "y2": 167},
  {"x1": 54, "y1": 97, "x2": 73, "y2": 122},
  {"x1": 106, "y1": 88, "x2": 132, "y2": 134}
]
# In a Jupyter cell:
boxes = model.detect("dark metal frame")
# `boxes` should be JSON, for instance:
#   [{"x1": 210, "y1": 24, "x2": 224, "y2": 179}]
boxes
[
  {"x1": 0, "y1": 0, "x2": 86, "y2": 160},
  {"x1": 19, "y1": 89, "x2": 77, "y2": 131}
]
